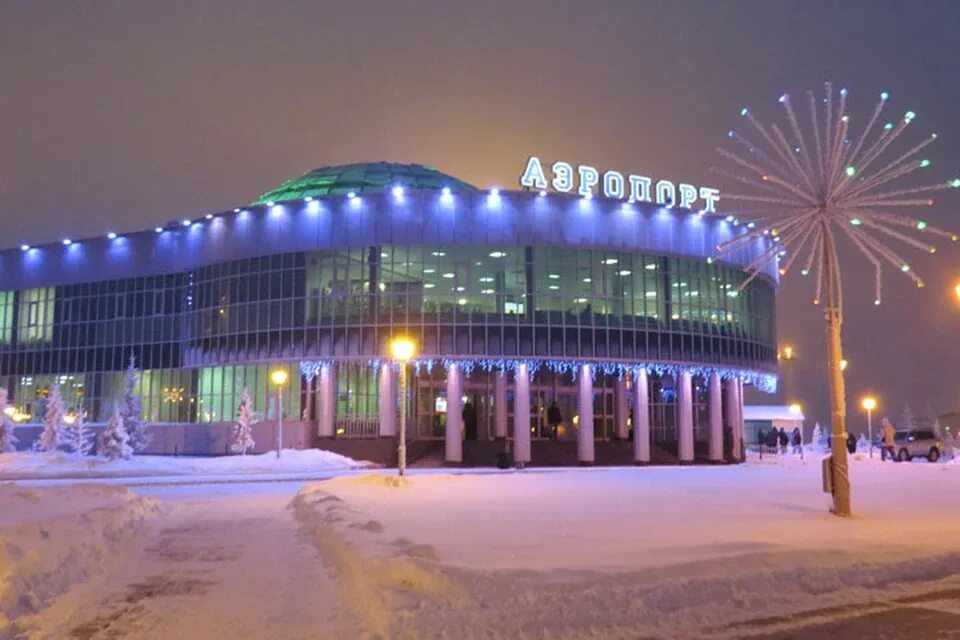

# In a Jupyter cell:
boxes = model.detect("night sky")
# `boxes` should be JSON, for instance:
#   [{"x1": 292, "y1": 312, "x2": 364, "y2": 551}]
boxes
[{"x1": 2, "y1": 1, "x2": 959, "y2": 429}]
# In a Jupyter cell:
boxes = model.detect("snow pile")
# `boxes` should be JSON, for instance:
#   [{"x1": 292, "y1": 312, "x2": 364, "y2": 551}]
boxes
[
  {"x1": 295, "y1": 460, "x2": 960, "y2": 638},
  {"x1": 0, "y1": 483, "x2": 160, "y2": 636},
  {"x1": 0, "y1": 448, "x2": 370, "y2": 480}
]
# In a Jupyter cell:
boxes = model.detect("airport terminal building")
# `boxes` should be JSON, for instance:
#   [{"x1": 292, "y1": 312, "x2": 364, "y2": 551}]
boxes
[{"x1": 0, "y1": 162, "x2": 777, "y2": 465}]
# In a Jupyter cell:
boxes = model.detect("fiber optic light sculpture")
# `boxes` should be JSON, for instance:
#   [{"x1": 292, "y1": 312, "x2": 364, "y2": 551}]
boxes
[{"x1": 714, "y1": 83, "x2": 959, "y2": 516}]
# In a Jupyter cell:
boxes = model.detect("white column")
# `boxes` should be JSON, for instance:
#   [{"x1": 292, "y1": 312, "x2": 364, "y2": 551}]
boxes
[
  {"x1": 578, "y1": 364, "x2": 595, "y2": 464},
  {"x1": 494, "y1": 370, "x2": 508, "y2": 440},
  {"x1": 445, "y1": 363, "x2": 462, "y2": 463},
  {"x1": 725, "y1": 379, "x2": 738, "y2": 461},
  {"x1": 614, "y1": 377, "x2": 629, "y2": 440},
  {"x1": 708, "y1": 372, "x2": 723, "y2": 462},
  {"x1": 735, "y1": 378, "x2": 745, "y2": 461},
  {"x1": 514, "y1": 364, "x2": 531, "y2": 464},
  {"x1": 633, "y1": 369, "x2": 650, "y2": 463},
  {"x1": 677, "y1": 371, "x2": 694, "y2": 463},
  {"x1": 378, "y1": 363, "x2": 396, "y2": 437},
  {"x1": 317, "y1": 363, "x2": 336, "y2": 438}
]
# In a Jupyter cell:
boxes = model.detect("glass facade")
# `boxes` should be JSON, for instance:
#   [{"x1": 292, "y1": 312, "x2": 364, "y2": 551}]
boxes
[{"x1": 0, "y1": 242, "x2": 774, "y2": 426}]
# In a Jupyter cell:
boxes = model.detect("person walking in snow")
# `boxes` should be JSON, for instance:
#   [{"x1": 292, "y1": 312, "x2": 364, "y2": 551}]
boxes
[
  {"x1": 846, "y1": 431, "x2": 857, "y2": 455},
  {"x1": 777, "y1": 428, "x2": 788, "y2": 455},
  {"x1": 880, "y1": 417, "x2": 897, "y2": 462},
  {"x1": 791, "y1": 427, "x2": 802, "y2": 454}
]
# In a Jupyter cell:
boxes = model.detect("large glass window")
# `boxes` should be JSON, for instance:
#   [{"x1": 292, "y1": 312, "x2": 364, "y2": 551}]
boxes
[
  {"x1": 17, "y1": 288, "x2": 55, "y2": 343},
  {"x1": 0, "y1": 291, "x2": 13, "y2": 344}
]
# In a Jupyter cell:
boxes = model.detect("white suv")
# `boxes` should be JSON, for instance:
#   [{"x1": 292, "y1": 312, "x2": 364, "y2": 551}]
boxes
[{"x1": 894, "y1": 428, "x2": 943, "y2": 462}]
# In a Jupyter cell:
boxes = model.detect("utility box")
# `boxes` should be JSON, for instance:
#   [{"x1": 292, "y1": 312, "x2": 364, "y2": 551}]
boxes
[{"x1": 822, "y1": 455, "x2": 834, "y2": 494}]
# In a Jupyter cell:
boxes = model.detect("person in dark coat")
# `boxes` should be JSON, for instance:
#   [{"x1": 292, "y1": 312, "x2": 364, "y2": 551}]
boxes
[
  {"x1": 765, "y1": 428, "x2": 779, "y2": 449},
  {"x1": 757, "y1": 428, "x2": 765, "y2": 451},
  {"x1": 777, "y1": 428, "x2": 789, "y2": 454},
  {"x1": 547, "y1": 401, "x2": 563, "y2": 439},
  {"x1": 791, "y1": 427, "x2": 802, "y2": 454},
  {"x1": 846, "y1": 431, "x2": 857, "y2": 455},
  {"x1": 462, "y1": 401, "x2": 478, "y2": 441}
]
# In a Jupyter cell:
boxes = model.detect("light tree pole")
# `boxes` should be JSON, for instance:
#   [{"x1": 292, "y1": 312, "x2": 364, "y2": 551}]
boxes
[{"x1": 716, "y1": 84, "x2": 959, "y2": 516}]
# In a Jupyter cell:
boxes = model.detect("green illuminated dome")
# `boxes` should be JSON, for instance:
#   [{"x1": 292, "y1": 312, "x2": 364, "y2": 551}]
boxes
[{"x1": 252, "y1": 162, "x2": 477, "y2": 204}]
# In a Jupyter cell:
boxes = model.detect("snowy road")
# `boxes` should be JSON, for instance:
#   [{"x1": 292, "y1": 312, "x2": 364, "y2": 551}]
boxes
[{"x1": 21, "y1": 482, "x2": 359, "y2": 640}]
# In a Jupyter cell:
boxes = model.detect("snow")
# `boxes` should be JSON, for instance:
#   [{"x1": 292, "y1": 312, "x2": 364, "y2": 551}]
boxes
[
  {"x1": 8, "y1": 455, "x2": 960, "y2": 638},
  {"x1": 0, "y1": 483, "x2": 160, "y2": 635},
  {"x1": 293, "y1": 456, "x2": 960, "y2": 638},
  {"x1": 0, "y1": 448, "x2": 370, "y2": 482}
]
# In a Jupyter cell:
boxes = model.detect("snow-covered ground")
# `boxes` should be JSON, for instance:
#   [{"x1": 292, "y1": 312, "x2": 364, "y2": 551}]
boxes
[
  {"x1": 8, "y1": 455, "x2": 960, "y2": 638},
  {"x1": 294, "y1": 455, "x2": 960, "y2": 638},
  {"x1": 0, "y1": 483, "x2": 159, "y2": 637},
  {"x1": 0, "y1": 449, "x2": 370, "y2": 482}
]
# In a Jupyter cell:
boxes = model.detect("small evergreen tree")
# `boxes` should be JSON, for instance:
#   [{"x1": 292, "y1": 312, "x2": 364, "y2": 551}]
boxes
[
  {"x1": 230, "y1": 388, "x2": 257, "y2": 455},
  {"x1": 120, "y1": 354, "x2": 150, "y2": 453},
  {"x1": 64, "y1": 406, "x2": 93, "y2": 457},
  {"x1": 36, "y1": 384, "x2": 66, "y2": 453},
  {"x1": 812, "y1": 422, "x2": 825, "y2": 450},
  {"x1": 857, "y1": 432, "x2": 868, "y2": 453},
  {"x1": 98, "y1": 408, "x2": 132, "y2": 461},
  {"x1": 0, "y1": 388, "x2": 18, "y2": 453},
  {"x1": 902, "y1": 403, "x2": 915, "y2": 428}
]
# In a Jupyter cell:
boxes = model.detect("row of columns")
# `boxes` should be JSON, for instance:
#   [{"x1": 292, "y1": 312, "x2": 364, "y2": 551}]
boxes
[{"x1": 315, "y1": 362, "x2": 746, "y2": 465}]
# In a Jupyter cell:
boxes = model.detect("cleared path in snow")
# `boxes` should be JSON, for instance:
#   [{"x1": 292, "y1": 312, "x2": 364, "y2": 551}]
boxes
[{"x1": 21, "y1": 482, "x2": 358, "y2": 640}]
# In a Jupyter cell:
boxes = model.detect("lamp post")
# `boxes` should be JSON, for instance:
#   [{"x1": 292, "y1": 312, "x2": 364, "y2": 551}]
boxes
[
  {"x1": 862, "y1": 396, "x2": 877, "y2": 458},
  {"x1": 271, "y1": 368, "x2": 288, "y2": 459},
  {"x1": 389, "y1": 337, "x2": 416, "y2": 476}
]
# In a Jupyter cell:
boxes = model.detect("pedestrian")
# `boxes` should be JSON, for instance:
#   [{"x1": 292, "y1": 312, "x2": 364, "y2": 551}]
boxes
[
  {"x1": 846, "y1": 431, "x2": 857, "y2": 455},
  {"x1": 765, "y1": 428, "x2": 779, "y2": 454},
  {"x1": 462, "y1": 400, "x2": 478, "y2": 441},
  {"x1": 777, "y1": 427, "x2": 789, "y2": 455},
  {"x1": 880, "y1": 417, "x2": 897, "y2": 462},
  {"x1": 757, "y1": 428, "x2": 765, "y2": 453},
  {"x1": 791, "y1": 427, "x2": 802, "y2": 454},
  {"x1": 547, "y1": 400, "x2": 563, "y2": 439}
]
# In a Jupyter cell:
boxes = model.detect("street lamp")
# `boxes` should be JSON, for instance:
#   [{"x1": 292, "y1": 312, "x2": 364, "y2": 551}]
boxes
[
  {"x1": 862, "y1": 396, "x2": 877, "y2": 458},
  {"x1": 389, "y1": 337, "x2": 416, "y2": 476},
  {"x1": 271, "y1": 368, "x2": 288, "y2": 459}
]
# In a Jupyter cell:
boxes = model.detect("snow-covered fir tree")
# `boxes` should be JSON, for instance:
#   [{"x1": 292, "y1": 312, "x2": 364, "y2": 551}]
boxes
[
  {"x1": 98, "y1": 409, "x2": 132, "y2": 461},
  {"x1": 857, "y1": 432, "x2": 869, "y2": 453},
  {"x1": 230, "y1": 388, "x2": 257, "y2": 455},
  {"x1": 902, "y1": 403, "x2": 915, "y2": 428},
  {"x1": 812, "y1": 422, "x2": 825, "y2": 450},
  {"x1": 64, "y1": 407, "x2": 93, "y2": 457},
  {"x1": 36, "y1": 384, "x2": 66, "y2": 453},
  {"x1": 120, "y1": 354, "x2": 150, "y2": 453},
  {"x1": 0, "y1": 387, "x2": 18, "y2": 453}
]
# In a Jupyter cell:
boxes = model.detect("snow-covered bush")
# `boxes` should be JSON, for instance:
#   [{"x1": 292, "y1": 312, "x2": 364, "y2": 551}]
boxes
[
  {"x1": 230, "y1": 388, "x2": 257, "y2": 455},
  {"x1": 97, "y1": 409, "x2": 132, "y2": 461},
  {"x1": 0, "y1": 387, "x2": 18, "y2": 453},
  {"x1": 64, "y1": 408, "x2": 93, "y2": 457},
  {"x1": 35, "y1": 385, "x2": 66, "y2": 453},
  {"x1": 119, "y1": 354, "x2": 150, "y2": 453}
]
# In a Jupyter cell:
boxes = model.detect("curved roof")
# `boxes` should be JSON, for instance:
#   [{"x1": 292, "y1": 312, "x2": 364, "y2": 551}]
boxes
[{"x1": 252, "y1": 162, "x2": 477, "y2": 204}]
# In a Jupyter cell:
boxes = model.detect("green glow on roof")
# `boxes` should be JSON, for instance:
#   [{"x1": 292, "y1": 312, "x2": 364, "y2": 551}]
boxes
[{"x1": 252, "y1": 162, "x2": 477, "y2": 205}]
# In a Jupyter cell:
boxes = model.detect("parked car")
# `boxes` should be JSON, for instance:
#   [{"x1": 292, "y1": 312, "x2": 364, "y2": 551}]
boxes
[{"x1": 893, "y1": 428, "x2": 943, "y2": 462}]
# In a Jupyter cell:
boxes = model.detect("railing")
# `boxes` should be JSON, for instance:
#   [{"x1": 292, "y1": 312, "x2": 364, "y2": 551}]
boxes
[{"x1": 335, "y1": 417, "x2": 379, "y2": 439}]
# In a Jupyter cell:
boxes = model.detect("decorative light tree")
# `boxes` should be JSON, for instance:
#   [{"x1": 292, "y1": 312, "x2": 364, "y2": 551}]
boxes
[
  {"x1": 36, "y1": 385, "x2": 66, "y2": 453},
  {"x1": 230, "y1": 388, "x2": 257, "y2": 455},
  {"x1": 0, "y1": 388, "x2": 18, "y2": 453},
  {"x1": 715, "y1": 83, "x2": 958, "y2": 516}
]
